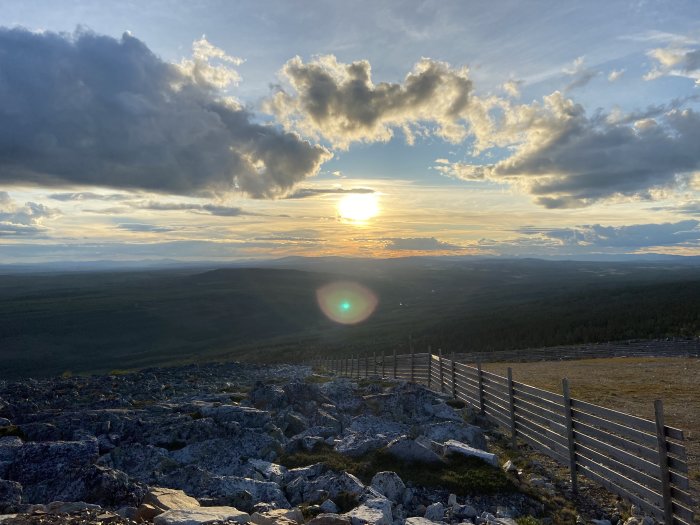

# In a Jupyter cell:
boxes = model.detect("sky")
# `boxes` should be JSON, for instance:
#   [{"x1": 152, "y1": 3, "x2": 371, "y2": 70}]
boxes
[{"x1": 2, "y1": 0, "x2": 700, "y2": 263}]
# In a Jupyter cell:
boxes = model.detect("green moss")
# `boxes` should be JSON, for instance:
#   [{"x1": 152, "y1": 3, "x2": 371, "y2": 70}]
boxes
[
  {"x1": 305, "y1": 375, "x2": 332, "y2": 384},
  {"x1": 189, "y1": 411, "x2": 203, "y2": 420},
  {"x1": 0, "y1": 425, "x2": 25, "y2": 440},
  {"x1": 517, "y1": 517, "x2": 540, "y2": 525},
  {"x1": 279, "y1": 445, "x2": 515, "y2": 496}
]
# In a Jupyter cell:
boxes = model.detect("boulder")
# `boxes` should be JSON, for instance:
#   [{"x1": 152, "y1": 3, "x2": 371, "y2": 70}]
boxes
[
  {"x1": 249, "y1": 459, "x2": 288, "y2": 485},
  {"x1": 424, "y1": 502, "x2": 445, "y2": 522},
  {"x1": 343, "y1": 497, "x2": 392, "y2": 525},
  {"x1": 370, "y1": 472, "x2": 405, "y2": 503},
  {"x1": 406, "y1": 518, "x2": 446, "y2": 525},
  {"x1": 320, "y1": 500, "x2": 339, "y2": 514},
  {"x1": 154, "y1": 506, "x2": 250, "y2": 525},
  {"x1": 296, "y1": 471, "x2": 365, "y2": 505},
  {"x1": 421, "y1": 421, "x2": 486, "y2": 450},
  {"x1": 308, "y1": 514, "x2": 352, "y2": 525},
  {"x1": 0, "y1": 480, "x2": 21, "y2": 509},
  {"x1": 385, "y1": 436, "x2": 443, "y2": 464},
  {"x1": 144, "y1": 487, "x2": 200, "y2": 511},
  {"x1": 45, "y1": 501, "x2": 102, "y2": 513},
  {"x1": 334, "y1": 433, "x2": 387, "y2": 458},
  {"x1": 444, "y1": 440, "x2": 498, "y2": 467},
  {"x1": 251, "y1": 508, "x2": 304, "y2": 525}
]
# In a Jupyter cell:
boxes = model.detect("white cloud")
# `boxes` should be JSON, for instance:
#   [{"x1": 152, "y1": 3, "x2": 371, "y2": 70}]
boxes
[{"x1": 0, "y1": 191, "x2": 60, "y2": 236}]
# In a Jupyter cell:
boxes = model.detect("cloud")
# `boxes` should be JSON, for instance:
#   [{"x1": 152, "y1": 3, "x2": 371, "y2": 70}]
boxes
[
  {"x1": 132, "y1": 201, "x2": 252, "y2": 216},
  {"x1": 502, "y1": 80, "x2": 523, "y2": 98},
  {"x1": 266, "y1": 55, "x2": 477, "y2": 149},
  {"x1": 385, "y1": 237, "x2": 463, "y2": 251},
  {"x1": 563, "y1": 57, "x2": 600, "y2": 92},
  {"x1": 645, "y1": 45, "x2": 700, "y2": 84},
  {"x1": 0, "y1": 191, "x2": 60, "y2": 236},
  {"x1": 0, "y1": 28, "x2": 330, "y2": 198},
  {"x1": 284, "y1": 187, "x2": 375, "y2": 199},
  {"x1": 518, "y1": 220, "x2": 700, "y2": 248},
  {"x1": 608, "y1": 69, "x2": 625, "y2": 82},
  {"x1": 48, "y1": 192, "x2": 132, "y2": 202},
  {"x1": 117, "y1": 223, "x2": 175, "y2": 233},
  {"x1": 435, "y1": 92, "x2": 700, "y2": 207}
]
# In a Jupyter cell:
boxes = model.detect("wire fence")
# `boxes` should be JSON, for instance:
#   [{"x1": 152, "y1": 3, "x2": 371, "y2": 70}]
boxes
[{"x1": 313, "y1": 351, "x2": 695, "y2": 525}]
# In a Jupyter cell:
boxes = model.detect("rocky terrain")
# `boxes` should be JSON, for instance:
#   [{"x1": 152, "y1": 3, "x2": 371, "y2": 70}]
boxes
[{"x1": 0, "y1": 362, "x2": 646, "y2": 525}]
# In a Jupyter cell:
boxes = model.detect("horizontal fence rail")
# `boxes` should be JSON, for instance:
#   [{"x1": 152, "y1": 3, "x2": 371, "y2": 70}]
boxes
[{"x1": 312, "y1": 352, "x2": 695, "y2": 525}]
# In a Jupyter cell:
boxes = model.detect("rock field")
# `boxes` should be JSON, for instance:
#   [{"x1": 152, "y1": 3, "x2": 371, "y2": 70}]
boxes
[{"x1": 0, "y1": 362, "x2": 644, "y2": 525}]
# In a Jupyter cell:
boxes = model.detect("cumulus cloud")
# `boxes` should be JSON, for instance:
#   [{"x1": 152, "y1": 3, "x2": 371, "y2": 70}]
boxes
[
  {"x1": 284, "y1": 187, "x2": 375, "y2": 199},
  {"x1": 385, "y1": 237, "x2": 462, "y2": 251},
  {"x1": 435, "y1": 92, "x2": 700, "y2": 207},
  {"x1": 0, "y1": 28, "x2": 330, "y2": 198},
  {"x1": 502, "y1": 80, "x2": 523, "y2": 98},
  {"x1": 608, "y1": 69, "x2": 625, "y2": 82},
  {"x1": 645, "y1": 45, "x2": 700, "y2": 84},
  {"x1": 0, "y1": 191, "x2": 60, "y2": 236},
  {"x1": 518, "y1": 220, "x2": 700, "y2": 248},
  {"x1": 266, "y1": 55, "x2": 478, "y2": 149}
]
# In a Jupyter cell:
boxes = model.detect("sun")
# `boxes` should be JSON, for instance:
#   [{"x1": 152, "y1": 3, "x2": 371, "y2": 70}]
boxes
[{"x1": 337, "y1": 194, "x2": 379, "y2": 222}]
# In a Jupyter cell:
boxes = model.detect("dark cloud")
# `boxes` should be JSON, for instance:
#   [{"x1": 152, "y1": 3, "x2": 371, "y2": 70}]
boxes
[
  {"x1": 441, "y1": 93, "x2": 700, "y2": 207},
  {"x1": 267, "y1": 55, "x2": 474, "y2": 148},
  {"x1": 284, "y1": 187, "x2": 375, "y2": 199},
  {"x1": 0, "y1": 28, "x2": 330, "y2": 198},
  {"x1": 385, "y1": 237, "x2": 462, "y2": 251},
  {"x1": 117, "y1": 223, "x2": 175, "y2": 233},
  {"x1": 0, "y1": 191, "x2": 59, "y2": 236},
  {"x1": 518, "y1": 220, "x2": 700, "y2": 248},
  {"x1": 132, "y1": 201, "x2": 252, "y2": 217},
  {"x1": 48, "y1": 192, "x2": 132, "y2": 201},
  {"x1": 563, "y1": 57, "x2": 600, "y2": 93}
]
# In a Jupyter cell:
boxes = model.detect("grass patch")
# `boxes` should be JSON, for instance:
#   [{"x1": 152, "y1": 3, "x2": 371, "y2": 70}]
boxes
[
  {"x1": 0, "y1": 425, "x2": 25, "y2": 440},
  {"x1": 517, "y1": 517, "x2": 540, "y2": 525},
  {"x1": 446, "y1": 398, "x2": 467, "y2": 409},
  {"x1": 189, "y1": 411, "x2": 203, "y2": 420},
  {"x1": 280, "y1": 444, "x2": 515, "y2": 496},
  {"x1": 305, "y1": 374, "x2": 332, "y2": 384}
]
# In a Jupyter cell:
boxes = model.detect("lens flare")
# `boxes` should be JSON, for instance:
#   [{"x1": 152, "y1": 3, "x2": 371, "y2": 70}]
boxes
[{"x1": 316, "y1": 281, "x2": 378, "y2": 324}]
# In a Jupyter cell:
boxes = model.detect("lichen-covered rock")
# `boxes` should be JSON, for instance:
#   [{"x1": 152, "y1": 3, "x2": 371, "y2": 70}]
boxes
[
  {"x1": 333, "y1": 433, "x2": 387, "y2": 458},
  {"x1": 308, "y1": 513, "x2": 352, "y2": 525},
  {"x1": 421, "y1": 421, "x2": 487, "y2": 450},
  {"x1": 143, "y1": 487, "x2": 200, "y2": 512},
  {"x1": 369, "y1": 472, "x2": 405, "y2": 503},
  {"x1": 251, "y1": 507, "x2": 304, "y2": 525},
  {"x1": 343, "y1": 497, "x2": 392, "y2": 525},
  {"x1": 424, "y1": 502, "x2": 445, "y2": 522},
  {"x1": 153, "y1": 506, "x2": 250, "y2": 525},
  {"x1": 385, "y1": 436, "x2": 442, "y2": 464},
  {"x1": 443, "y1": 440, "x2": 498, "y2": 467}
]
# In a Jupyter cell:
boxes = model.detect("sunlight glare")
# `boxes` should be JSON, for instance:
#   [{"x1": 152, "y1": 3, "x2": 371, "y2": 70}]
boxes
[{"x1": 337, "y1": 194, "x2": 379, "y2": 222}]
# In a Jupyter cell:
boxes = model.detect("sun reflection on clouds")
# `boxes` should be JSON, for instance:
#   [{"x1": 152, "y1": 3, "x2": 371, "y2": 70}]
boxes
[{"x1": 337, "y1": 193, "x2": 380, "y2": 223}]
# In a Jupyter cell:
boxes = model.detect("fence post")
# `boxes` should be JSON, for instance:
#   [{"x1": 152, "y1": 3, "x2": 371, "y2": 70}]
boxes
[
  {"x1": 427, "y1": 346, "x2": 432, "y2": 389},
  {"x1": 439, "y1": 349, "x2": 444, "y2": 393},
  {"x1": 507, "y1": 367, "x2": 516, "y2": 448},
  {"x1": 562, "y1": 378, "x2": 578, "y2": 494},
  {"x1": 451, "y1": 353, "x2": 457, "y2": 398},
  {"x1": 381, "y1": 352, "x2": 385, "y2": 378},
  {"x1": 477, "y1": 361, "x2": 484, "y2": 413},
  {"x1": 373, "y1": 352, "x2": 377, "y2": 376},
  {"x1": 410, "y1": 345, "x2": 415, "y2": 383},
  {"x1": 365, "y1": 355, "x2": 369, "y2": 378},
  {"x1": 654, "y1": 400, "x2": 674, "y2": 525},
  {"x1": 393, "y1": 349, "x2": 397, "y2": 379},
  {"x1": 357, "y1": 355, "x2": 361, "y2": 379}
]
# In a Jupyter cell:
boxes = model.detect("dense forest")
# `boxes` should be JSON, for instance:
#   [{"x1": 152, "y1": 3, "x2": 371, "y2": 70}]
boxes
[{"x1": 0, "y1": 258, "x2": 699, "y2": 379}]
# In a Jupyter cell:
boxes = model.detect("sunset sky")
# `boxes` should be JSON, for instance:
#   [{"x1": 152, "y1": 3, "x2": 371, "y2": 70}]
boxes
[{"x1": 2, "y1": 0, "x2": 700, "y2": 262}]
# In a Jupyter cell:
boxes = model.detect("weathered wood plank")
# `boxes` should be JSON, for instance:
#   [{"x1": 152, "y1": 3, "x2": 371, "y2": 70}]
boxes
[
  {"x1": 574, "y1": 430, "x2": 661, "y2": 478},
  {"x1": 514, "y1": 407, "x2": 567, "y2": 444},
  {"x1": 480, "y1": 369, "x2": 509, "y2": 385},
  {"x1": 671, "y1": 485, "x2": 695, "y2": 507},
  {"x1": 571, "y1": 409, "x2": 658, "y2": 448},
  {"x1": 514, "y1": 417, "x2": 569, "y2": 453},
  {"x1": 516, "y1": 426, "x2": 569, "y2": 464},
  {"x1": 576, "y1": 464, "x2": 664, "y2": 521},
  {"x1": 573, "y1": 419, "x2": 658, "y2": 462},
  {"x1": 513, "y1": 395, "x2": 567, "y2": 426},
  {"x1": 575, "y1": 453, "x2": 664, "y2": 508},
  {"x1": 513, "y1": 387, "x2": 565, "y2": 413},
  {"x1": 571, "y1": 398, "x2": 656, "y2": 434},
  {"x1": 671, "y1": 500, "x2": 694, "y2": 522},
  {"x1": 513, "y1": 380, "x2": 564, "y2": 404},
  {"x1": 575, "y1": 441, "x2": 661, "y2": 491}
]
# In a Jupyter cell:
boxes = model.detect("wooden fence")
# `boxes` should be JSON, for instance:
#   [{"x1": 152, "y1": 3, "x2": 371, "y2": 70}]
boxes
[{"x1": 313, "y1": 351, "x2": 695, "y2": 525}]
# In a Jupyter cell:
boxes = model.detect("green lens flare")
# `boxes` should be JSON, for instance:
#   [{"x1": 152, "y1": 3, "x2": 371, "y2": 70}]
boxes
[{"x1": 317, "y1": 281, "x2": 378, "y2": 324}]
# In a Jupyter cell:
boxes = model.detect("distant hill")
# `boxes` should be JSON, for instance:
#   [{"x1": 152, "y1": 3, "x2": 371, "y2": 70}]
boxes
[{"x1": 1, "y1": 258, "x2": 699, "y2": 379}]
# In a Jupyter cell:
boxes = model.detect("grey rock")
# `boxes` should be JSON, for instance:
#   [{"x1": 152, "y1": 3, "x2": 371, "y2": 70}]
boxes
[
  {"x1": 154, "y1": 506, "x2": 250, "y2": 525},
  {"x1": 385, "y1": 436, "x2": 443, "y2": 464},
  {"x1": 308, "y1": 513, "x2": 353, "y2": 525},
  {"x1": 424, "y1": 502, "x2": 445, "y2": 522},
  {"x1": 334, "y1": 433, "x2": 388, "y2": 458},
  {"x1": 344, "y1": 497, "x2": 392, "y2": 525},
  {"x1": 0, "y1": 480, "x2": 22, "y2": 509},
  {"x1": 422, "y1": 422, "x2": 486, "y2": 450},
  {"x1": 444, "y1": 440, "x2": 498, "y2": 467},
  {"x1": 320, "y1": 500, "x2": 339, "y2": 514},
  {"x1": 407, "y1": 518, "x2": 446, "y2": 525},
  {"x1": 370, "y1": 472, "x2": 405, "y2": 503}
]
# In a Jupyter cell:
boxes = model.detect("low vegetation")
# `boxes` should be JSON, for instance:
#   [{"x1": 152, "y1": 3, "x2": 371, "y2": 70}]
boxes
[{"x1": 279, "y1": 444, "x2": 516, "y2": 495}]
